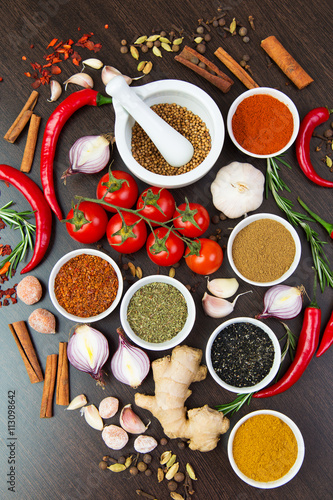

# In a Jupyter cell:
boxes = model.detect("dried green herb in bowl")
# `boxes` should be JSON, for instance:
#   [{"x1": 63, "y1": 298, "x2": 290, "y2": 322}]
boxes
[{"x1": 120, "y1": 275, "x2": 196, "y2": 351}]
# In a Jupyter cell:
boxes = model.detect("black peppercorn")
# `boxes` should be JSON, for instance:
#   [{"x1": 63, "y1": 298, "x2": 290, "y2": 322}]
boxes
[
  {"x1": 243, "y1": 54, "x2": 250, "y2": 62},
  {"x1": 177, "y1": 441, "x2": 186, "y2": 449},
  {"x1": 196, "y1": 43, "x2": 206, "y2": 54},
  {"x1": 204, "y1": 34, "x2": 212, "y2": 42},
  {"x1": 238, "y1": 27, "x2": 248, "y2": 37},
  {"x1": 137, "y1": 461, "x2": 148, "y2": 472},
  {"x1": 160, "y1": 437, "x2": 168, "y2": 445},
  {"x1": 211, "y1": 214, "x2": 220, "y2": 224},
  {"x1": 120, "y1": 46, "x2": 128, "y2": 54},
  {"x1": 143, "y1": 454, "x2": 152, "y2": 464},
  {"x1": 212, "y1": 20, "x2": 219, "y2": 28},
  {"x1": 141, "y1": 45, "x2": 148, "y2": 53},
  {"x1": 243, "y1": 36, "x2": 250, "y2": 43},
  {"x1": 324, "y1": 129, "x2": 333, "y2": 138},
  {"x1": 129, "y1": 466, "x2": 139, "y2": 476},
  {"x1": 174, "y1": 472, "x2": 185, "y2": 482},
  {"x1": 196, "y1": 26, "x2": 205, "y2": 34},
  {"x1": 218, "y1": 18, "x2": 226, "y2": 26},
  {"x1": 168, "y1": 481, "x2": 178, "y2": 492},
  {"x1": 118, "y1": 456, "x2": 126, "y2": 464},
  {"x1": 145, "y1": 469, "x2": 153, "y2": 476},
  {"x1": 98, "y1": 461, "x2": 108, "y2": 470}
]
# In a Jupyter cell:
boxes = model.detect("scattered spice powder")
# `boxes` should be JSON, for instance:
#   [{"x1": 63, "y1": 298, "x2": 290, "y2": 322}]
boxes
[
  {"x1": 232, "y1": 94, "x2": 294, "y2": 155},
  {"x1": 127, "y1": 282, "x2": 188, "y2": 342},
  {"x1": 131, "y1": 103, "x2": 211, "y2": 176},
  {"x1": 232, "y1": 414, "x2": 298, "y2": 482},
  {"x1": 54, "y1": 254, "x2": 118, "y2": 317},
  {"x1": 232, "y1": 219, "x2": 296, "y2": 282},
  {"x1": 211, "y1": 322, "x2": 274, "y2": 387}
]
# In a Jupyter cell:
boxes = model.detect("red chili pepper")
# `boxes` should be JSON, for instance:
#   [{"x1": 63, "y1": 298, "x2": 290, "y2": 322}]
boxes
[
  {"x1": 253, "y1": 277, "x2": 321, "y2": 398},
  {"x1": 40, "y1": 89, "x2": 112, "y2": 220},
  {"x1": 296, "y1": 106, "x2": 333, "y2": 188},
  {"x1": 297, "y1": 197, "x2": 333, "y2": 239},
  {"x1": 0, "y1": 164, "x2": 52, "y2": 274},
  {"x1": 316, "y1": 310, "x2": 333, "y2": 357}
]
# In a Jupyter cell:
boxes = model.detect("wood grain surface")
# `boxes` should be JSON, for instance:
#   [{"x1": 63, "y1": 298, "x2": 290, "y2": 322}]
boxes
[{"x1": 0, "y1": 1, "x2": 332, "y2": 499}]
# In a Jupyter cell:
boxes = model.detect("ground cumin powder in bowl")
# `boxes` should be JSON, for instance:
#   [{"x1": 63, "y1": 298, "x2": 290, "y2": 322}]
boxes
[
  {"x1": 227, "y1": 213, "x2": 301, "y2": 286},
  {"x1": 228, "y1": 409, "x2": 305, "y2": 488}
]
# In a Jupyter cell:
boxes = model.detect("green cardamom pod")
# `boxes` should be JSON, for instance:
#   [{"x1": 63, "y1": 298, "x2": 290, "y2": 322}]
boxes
[
  {"x1": 147, "y1": 34, "x2": 160, "y2": 42},
  {"x1": 130, "y1": 46, "x2": 139, "y2": 60},
  {"x1": 173, "y1": 37, "x2": 184, "y2": 45},
  {"x1": 108, "y1": 463, "x2": 127, "y2": 472},
  {"x1": 152, "y1": 46, "x2": 162, "y2": 57},
  {"x1": 161, "y1": 42, "x2": 173, "y2": 52},
  {"x1": 134, "y1": 35, "x2": 148, "y2": 45},
  {"x1": 186, "y1": 463, "x2": 197, "y2": 480},
  {"x1": 159, "y1": 37, "x2": 171, "y2": 44}
]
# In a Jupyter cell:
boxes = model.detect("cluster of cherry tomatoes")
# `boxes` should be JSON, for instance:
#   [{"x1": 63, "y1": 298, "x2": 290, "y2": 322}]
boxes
[{"x1": 64, "y1": 170, "x2": 223, "y2": 275}]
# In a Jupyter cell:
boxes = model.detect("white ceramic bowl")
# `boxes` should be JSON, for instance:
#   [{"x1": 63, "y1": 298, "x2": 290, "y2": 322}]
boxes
[
  {"x1": 49, "y1": 248, "x2": 123, "y2": 323},
  {"x1": 227, "y1": 213, "x2": 301, "y2": 287},
  {"x1": 228, "y1": 409, "x2": 305, "y2": 488},
  {"x1": 113, "y1": 79, "x2": 224, "y2": 188},
  {"x1": 227, "y1": 87, "x2": 300, "y2": 158},
  {"x1": 206, "y1": 317, "x2": 281, "y2": 394},
  {"x1": 120, "y1": 274, "x2": 196, "y2": 351}
]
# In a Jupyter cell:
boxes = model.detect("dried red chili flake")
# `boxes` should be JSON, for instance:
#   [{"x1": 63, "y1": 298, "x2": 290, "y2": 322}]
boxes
[
  {"x1": 0, "y1": 244, "x2": 12, "y2": 256},
  {"x1": 0, "y1": 77, "x2": 3, "y2": 82},
  {"x1": 0, "y1": 220, "x2": 6, "y2": 231},
  {"x1": 32, "y1": 79, "x2": 41, "y2": 89},
  {"x1": 47, "y1": 38, "x2": 58, "y2": 49},
  {"x1": 22, "y1": 56, "x2": 27, "y2": 61},
  {"x1": 51, "y1": 65, "x2": 62, "y2": 75}
]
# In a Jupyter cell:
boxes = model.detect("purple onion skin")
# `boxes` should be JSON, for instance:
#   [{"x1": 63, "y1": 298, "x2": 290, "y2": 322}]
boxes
[{"x1": 61, "y1": 135, "x2": 111, "y2": 180}]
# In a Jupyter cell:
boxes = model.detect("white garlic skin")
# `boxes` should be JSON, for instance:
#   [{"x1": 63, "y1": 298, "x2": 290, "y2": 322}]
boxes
[
  {"x1": 210, "y1": 162, "x2": 265, "y2": 218},
  {"x1": 206, "y1": 277, "x2": 239, "y2": 298}
]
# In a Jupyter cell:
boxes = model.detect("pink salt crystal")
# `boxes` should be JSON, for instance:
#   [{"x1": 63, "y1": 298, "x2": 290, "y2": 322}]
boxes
[
  {"x1": 99, "y1": 396, "x2": 119, "y2": 419},
  {"x1": 102, "y1": 424, "x2": 128, "y2": 450},
  {"x1": 17, "y1": 275, "x2": 42, "y2": 305},
  {"x1": 28, "y1": 308, "x2": 56, "y2": 334}
]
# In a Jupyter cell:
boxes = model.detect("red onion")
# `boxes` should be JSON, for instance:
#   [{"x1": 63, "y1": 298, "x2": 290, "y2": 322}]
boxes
[
  {"x1": 256, "y1": 285, "x2": 304, "y2": 320},
  {"x1": 111, "y1": 328, "x2": 150, "y2": 388},
  {"x1": 67, "y1": 324, "x2": 109, "y2": 384},
  {"x1": 61, "y1": 134, "x2": 113, "y2": 180}
]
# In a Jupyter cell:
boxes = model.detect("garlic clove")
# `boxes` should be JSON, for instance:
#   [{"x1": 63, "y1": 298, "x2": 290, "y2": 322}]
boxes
[
  {"x1": 63, "y1": 72, "x2": 94, "y2": 90},
  {"x1": 47, "y1": 80, "x2": 62, "y2": 102},
  {"x1": 202, "y1": 290, "x2": 252, "y2": 318},
  {"x1": 134, "y1": 434, "x2": 158, "y2": 453},
  {"x1": 80, "y1": 404, "x2": 104, "y2": 430},
  {"x1": 65, "y1": 394, "x2": 87, "y2": 410},
  {"x1": 206, "y1": 277, "x2": 239, "y2": 298},
  {"x1": 119, "y1": 404, "x2": 150, "y2": 434},
  {"x1": 82, "y1": 58, "x2": 103, "y2": 70},
  {"x1": 101, "y1": 65, "x2": 132, "y2": 86},
  {"x1": 202, "y1": 292, "x2": 234, "y2": 318}
]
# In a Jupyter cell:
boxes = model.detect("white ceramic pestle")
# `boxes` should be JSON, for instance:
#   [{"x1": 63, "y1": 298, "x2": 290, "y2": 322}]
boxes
[{"x1": 105, "y1": 76, "x2": 194, "y2": 167}]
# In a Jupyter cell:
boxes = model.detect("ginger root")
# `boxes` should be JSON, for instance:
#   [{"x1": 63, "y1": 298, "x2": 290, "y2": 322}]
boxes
[{"x1": 135, "y1": 345, "x2": 229, "y2": 452}]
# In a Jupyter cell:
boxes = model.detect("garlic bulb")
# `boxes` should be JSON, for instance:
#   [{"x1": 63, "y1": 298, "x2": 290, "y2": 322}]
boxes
[{"x1": 210, "y1": 162, "x2": 265, "y2": 218}]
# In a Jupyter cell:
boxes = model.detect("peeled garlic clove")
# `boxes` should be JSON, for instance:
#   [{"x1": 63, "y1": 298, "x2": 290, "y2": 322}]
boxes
[
  {"x1": 202, "y1": 292, "x2": 234, "y2": 318},
  {"x1": 47, "y1": 80, "x2": 62, "y2": 102},
  {"x1": 207, "y1": 277, "x2": 239, "y2": 299},
  {"x1": 120, "y1": 404, "x2": 149, "y2": 434},
  {"x1": 63, "y1": 72, "x2": 94, "y2": 90},
  {"x1": 82, "y1": 58, "x2": 103, "y2": 70},
  {"x1": 134, "y1": 434, "x2": 158, "y2": 453},
  {"x1": 101, "y1": 65, "x2": 133, "y2": 86},
  {"x1": 66, "y1": 394, "x2": 87, "y2": 410},
  {"x1": 80, "y1": 404, "x2": 104, "y2": 430}
]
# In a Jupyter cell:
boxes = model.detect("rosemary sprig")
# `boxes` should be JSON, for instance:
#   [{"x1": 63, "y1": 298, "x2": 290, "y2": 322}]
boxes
[
  {"x1": 215, "y1": 392, "x2": 253, "y2": 416},
  {"x1": 266, "y1": 157, "x2": 333, "y2": 292},
  {"x1": 0, "y1": 201, "x2": 36, "y2": 277}
]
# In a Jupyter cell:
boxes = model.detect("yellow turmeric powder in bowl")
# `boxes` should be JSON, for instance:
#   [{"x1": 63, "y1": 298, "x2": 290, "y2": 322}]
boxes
[{"x1": 227, "y1": 410, "x2": 305, "y2": 489}]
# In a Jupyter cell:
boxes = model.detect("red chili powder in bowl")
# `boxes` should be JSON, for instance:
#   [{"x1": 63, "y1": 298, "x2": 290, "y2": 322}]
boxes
[{"x1": 231, "y1": 94, "x2": 294, "y2": 155}]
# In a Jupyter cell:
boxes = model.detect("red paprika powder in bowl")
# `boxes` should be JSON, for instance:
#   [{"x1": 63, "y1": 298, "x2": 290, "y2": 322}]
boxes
[{"x1": 227, "y1": 88, "x2": 299, "y2": 158}]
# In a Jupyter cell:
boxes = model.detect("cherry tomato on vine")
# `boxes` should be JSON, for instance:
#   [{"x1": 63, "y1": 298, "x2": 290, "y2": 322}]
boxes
[
  {"x1": 96, "y1": 169, "x2": 139, "y2": 212},
  {"x1": 146, "y1": 226, "x2": 185, "y2": 266},
  {"x1": 106, "y1": 212, "x2": 147, "y2": 253},
  {"x1": 185, "y1": 238, "x2": 223, "y2": 275},
  {"x1": 136, "y1": 186, "x2": 175, "y2": 226},
  {"x1": 173, "y1": 200, "x2": 210, "y2": 237},
  {"x1": 64, "y1": 201, "x2": 108, "y2": 244}
]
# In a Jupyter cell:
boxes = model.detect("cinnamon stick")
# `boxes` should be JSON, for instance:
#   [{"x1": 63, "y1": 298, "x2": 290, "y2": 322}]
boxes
[
  {"x1": 4, "y1": 90, "x2": 39, "y2": 143},
  {"x1": 175, "y1": 45, "x2": 234, "y2": 93},
  {"x1": 214, "y1": 47, "x2": 259, "y2": 89},
  {"x1": 20, "y1": 114, "x2": 41, "y2": 173},
  {"x1": 9, "y1": 321, "x2": 43, "y2": 384},
  {"x1": 260, "y1": 36, "x2": 313, "y2": 89},
  {"x1": 40, "y1": 354, "x2": 58, "y2": 418},
  {"x1": 56, "y1": 342, "x2": 69, "y2": 406}
]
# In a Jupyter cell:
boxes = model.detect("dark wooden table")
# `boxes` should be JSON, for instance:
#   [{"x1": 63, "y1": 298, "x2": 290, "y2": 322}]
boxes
[{"x1": 0, "y1": 1, "x2": 332, "y2": 499}]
